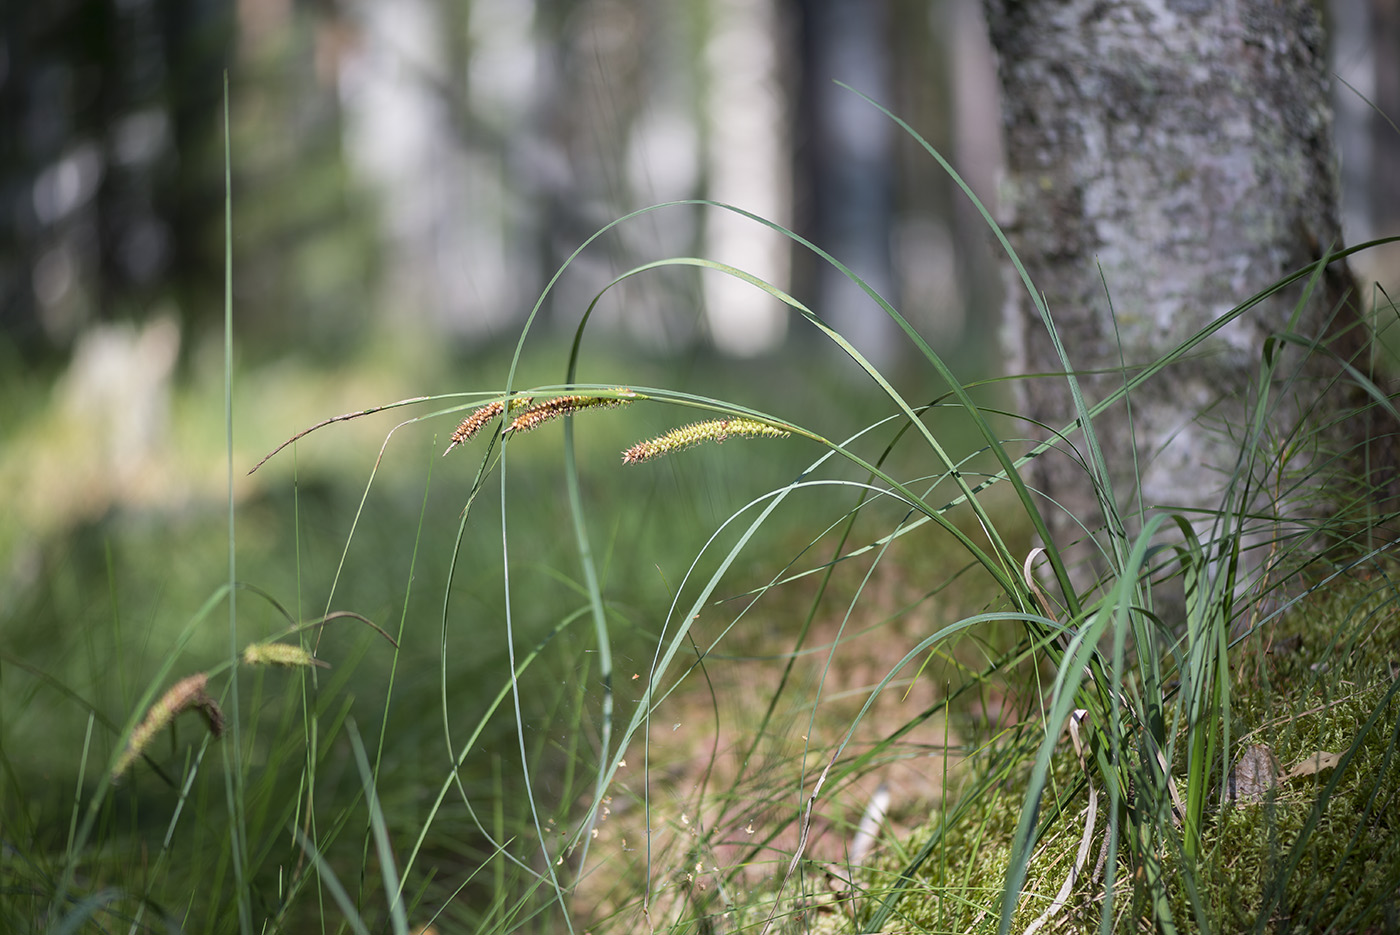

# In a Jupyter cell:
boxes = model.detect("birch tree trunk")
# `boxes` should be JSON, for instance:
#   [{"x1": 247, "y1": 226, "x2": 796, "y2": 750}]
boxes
[{"x1": 983, "y1": 0, "x2": 1378, "y2": 580}]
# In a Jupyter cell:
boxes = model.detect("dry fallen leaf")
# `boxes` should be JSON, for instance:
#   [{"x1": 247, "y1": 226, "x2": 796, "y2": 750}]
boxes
[
  {"x1": 1227, "y1": 743, "x2": 1280, "y2": 804},
  {"x1": 1281, "y1": 751, "x2": 1342, "y2": 781}
]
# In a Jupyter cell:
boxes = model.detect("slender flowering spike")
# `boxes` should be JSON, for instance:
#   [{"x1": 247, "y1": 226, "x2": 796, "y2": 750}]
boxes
[
  {"x1": 622, "y1": 418, "x2": 790, "y2": 464},
  {"x1": 443, "y1": 396, "x2": 535, "y2": 455},
  {"x1": 242, "y1": 641, "x2": 329, "y2": 669},
  {"x1": 505, "y1": 389, "x2": 636, "y2": 435},
  {"x1": 444, "y1": 401, "x2": 503, "y2": 455},
  {"x1": 113, "y1": 673, "x2": 225, "y2": 779}
]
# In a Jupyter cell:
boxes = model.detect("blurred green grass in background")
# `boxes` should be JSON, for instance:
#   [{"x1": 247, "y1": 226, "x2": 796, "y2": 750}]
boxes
[{"x1": 0, "y1": 325, "x2": 993, "y2": 929}]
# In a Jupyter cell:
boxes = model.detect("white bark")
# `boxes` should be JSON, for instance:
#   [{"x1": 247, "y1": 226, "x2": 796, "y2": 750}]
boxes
[
  {"x1": 703, "y1": 0, "x2": 792, "y2": 356},
  {"x1": 983, "y1": 0, "x2": 1368, "y2": 572}
]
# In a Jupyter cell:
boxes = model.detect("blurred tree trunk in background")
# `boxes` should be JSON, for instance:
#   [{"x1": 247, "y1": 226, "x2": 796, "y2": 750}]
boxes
[
  {"x1": 4, "y1": 0, "x2": 1394, "y2": 374},
  {"x1": 983, "y1": 0, "x2": 1393, "y2": 583},
  {"x1": 794, "y1": 0, "x2": 898, "y2": 368},
  {"x1": 0, "y1": 0, "x2": 229, "y2": 359}
]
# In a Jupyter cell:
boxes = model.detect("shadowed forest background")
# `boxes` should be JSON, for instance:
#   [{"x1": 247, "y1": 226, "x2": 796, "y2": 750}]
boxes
[
  {"x1": 3, "y1": 1, "x2": 1400, "y2": 932},
  {"x1": 4, "y1": 0, "x2": 1398, "y2": 574},
  {"x1": 5, "y1": 0, "x2": 1400, "y2": 465}
]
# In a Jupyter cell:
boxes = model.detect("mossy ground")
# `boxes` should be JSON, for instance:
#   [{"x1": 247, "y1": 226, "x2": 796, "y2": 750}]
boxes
[
  {"x1": 833, "y1": 562, "x2": 1400, "y2": 935},
  {"x1": 633, "y1": 558, "x2": 1400, "y2": 935}
]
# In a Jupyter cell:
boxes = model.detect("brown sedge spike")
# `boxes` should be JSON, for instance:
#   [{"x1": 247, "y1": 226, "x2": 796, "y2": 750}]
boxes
[
  {"x1": 505, "y1": 388, "x2": 637, "y2": 435},
  {"x1": 443, "y1": 396, "x2": 535, "y2": 456},
  {"x1": 113, "y1": 673, "x2": 225, "y2": 779}
]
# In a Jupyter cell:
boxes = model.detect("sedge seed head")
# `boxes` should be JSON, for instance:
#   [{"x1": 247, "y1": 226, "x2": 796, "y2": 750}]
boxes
[
  {"x1": 113, "y1": 673, "x2": 225, "y2": 779},
  {"x1": 622, "y1": 418, "x2": 790, "y2": 464},
  {"x1": 443, "y1": 396, "x2": 537, "y2": 455},
  {"x1": 505, "y1": 389, "x2": 635, "y2": 434},
  {"x1": 242, "y1": 642, "x2": 328, "y2": 669}
]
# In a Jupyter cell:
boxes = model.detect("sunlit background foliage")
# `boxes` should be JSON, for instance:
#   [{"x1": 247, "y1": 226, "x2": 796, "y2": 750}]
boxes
[{"x1": 2, "y1": 0, "x2": 1399, "y2": 930}]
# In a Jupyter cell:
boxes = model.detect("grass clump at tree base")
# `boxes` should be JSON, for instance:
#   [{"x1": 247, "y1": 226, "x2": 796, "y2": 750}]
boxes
[{"x1": 846, "y1": 564, "x2": 1400, "y2": 935}]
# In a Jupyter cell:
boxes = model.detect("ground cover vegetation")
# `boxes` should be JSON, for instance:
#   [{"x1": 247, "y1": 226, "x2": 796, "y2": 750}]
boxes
[{"x1": 2, "y1": 91, "x2": 1399, "y2": 935}]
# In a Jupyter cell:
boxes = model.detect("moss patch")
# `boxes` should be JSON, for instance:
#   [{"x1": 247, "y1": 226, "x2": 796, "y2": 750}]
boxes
[{"x1": 841, "y1": 563, "x2": 1400, "y2": 935}]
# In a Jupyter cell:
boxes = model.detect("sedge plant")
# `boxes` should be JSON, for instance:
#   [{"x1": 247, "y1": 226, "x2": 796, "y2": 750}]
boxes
[
  {"x1": 375, "y1": 88, "x2": 1400, "y2": 934},
  {"x1": 11, "y1": 81, "x2": 1400, "y2": 935},
  {"x1": 240, "y1": 87, "x2": 1400, "y2": 934}
]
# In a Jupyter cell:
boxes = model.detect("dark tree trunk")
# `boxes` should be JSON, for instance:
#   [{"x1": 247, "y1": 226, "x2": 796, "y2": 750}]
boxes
[{"x1": 793, "y1": 0, "x2": 899, "y2": 368}]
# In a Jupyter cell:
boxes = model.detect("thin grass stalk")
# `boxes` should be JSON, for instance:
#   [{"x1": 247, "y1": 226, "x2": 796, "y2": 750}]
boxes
[
  {"x1": 127, "y1": 743, "x2": 211, "y2": 935},
  {"x1": 436, "y1": 388, "x2": 626, "y2": 916},
  {"x1": 558, "y1": 383, "x2": 615, "y2": 876},
  {"x1": 212, "y1": 414, "x2": 433, "y2": 914},
  {"x1": 362, "y1": 442, "x2": 433, "y2": 905},
  {"x1": 1100, "y1": 271, "x2": 1155, "y2": 567},
  {"x1": 496, "y1": 430, "x2": 576, "y2": 932},
  {"x1": 345, "y1": 722, "x2": 408, "y2": 934},
  {"x1": 219, "y1": 72, "x2": 252, "y2": 935},
  {"x1": 629, "y1": 487, "x2": 798, "y2": 906},
  {"x1": 1097, "y1": 579, "x2": 1131, "y2": 935},
  {"x1": 1026, "y1": 282, "x2": 1137, "y2": 708},
  {"x1": 125, "y1": 759, "x2": 173, "y2": 931},
  {"x1": 1172, "y1": 520, "x2": 1229, "y2": 865},
  {"x1": 66, "y1": 714, "x2": 94, "y2": 865},
  {"x1": 282, "y1": 399, "x2": 439, "y2": 910},
  {"x1": 752, "y1": 495, "x2": 914, "y2": 930},
  {"x1": 563, "y1": 475, "x2": 916, "y2": 901},
  {"x1": 291, "y1": 824, "x2": 372, "y2": 935},
  {"x1": 676, "y1": 413, "x2": 942, "y2": 863},
  {"x1": 1041, "y1": 275, "x2": 1136, "y2": 583}
]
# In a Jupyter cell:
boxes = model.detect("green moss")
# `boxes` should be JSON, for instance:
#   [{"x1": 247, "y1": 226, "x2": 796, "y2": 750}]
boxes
[{"x1": 833, "y1": 566, "x2": 1400, "y2": 935}]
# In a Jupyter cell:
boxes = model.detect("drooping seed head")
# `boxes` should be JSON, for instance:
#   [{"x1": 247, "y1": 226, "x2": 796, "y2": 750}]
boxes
[
  {"x1": 113, "y1": 673, "x2": 225, "y2": 779},
  {"x1": 443, "y1": 396, "x2": 538, "y2": 455},
  {"x1": 505, "y1": 389, "x2": 637, "y2": 434}
]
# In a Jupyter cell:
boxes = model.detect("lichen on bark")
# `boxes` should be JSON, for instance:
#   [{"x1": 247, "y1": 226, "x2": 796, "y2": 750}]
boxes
[{"x1": 982, "y1": 0, "x2": 1375, "y2": 589}]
